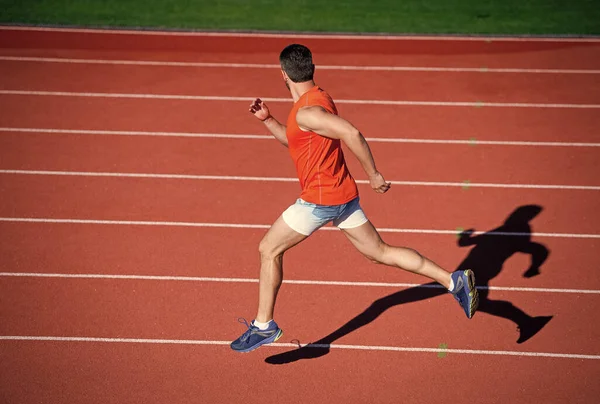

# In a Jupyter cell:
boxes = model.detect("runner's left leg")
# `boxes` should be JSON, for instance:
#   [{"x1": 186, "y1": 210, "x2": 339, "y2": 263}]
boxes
[
  {"x1": 255, "y1": 215, "x2": 308, "y2": 322},
  {"x1": 341, "y1": 220, "x2": 452, "y2": 288},
  {"x1": 341, "y1": 220, "x2": 479, "y2": 318}
]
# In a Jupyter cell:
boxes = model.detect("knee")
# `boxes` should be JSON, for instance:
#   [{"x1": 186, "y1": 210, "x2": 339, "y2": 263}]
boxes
[
  {"x1": 258, "y1": 238, "x2": 280, "y2": 261},
  {"x1": 366, "y1": 255, "x2": 383, "y2": 265},
  {"x1": 363, "y1": 242, "x2": 388, "y2": 265}
]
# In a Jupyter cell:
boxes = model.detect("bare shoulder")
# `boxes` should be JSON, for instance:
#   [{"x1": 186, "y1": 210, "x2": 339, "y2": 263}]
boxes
[
  {"x1": 297, "y1": 105, "x2": 328, "y2": 116},
  {"x1": 296, "y1": 106, "x2": 329, "y2": 131}
]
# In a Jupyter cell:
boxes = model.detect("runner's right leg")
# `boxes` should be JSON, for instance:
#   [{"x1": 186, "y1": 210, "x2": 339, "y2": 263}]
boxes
[
  {"x1": 230, "y1": 215, "x2": 307, "y2": 352},
  {"x1": 256, "y1": 215, "x2": 307, "y2": 322}
]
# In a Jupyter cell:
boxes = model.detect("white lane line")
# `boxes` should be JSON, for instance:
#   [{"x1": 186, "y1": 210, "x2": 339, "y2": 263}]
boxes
[
  {"x1": 2, "y1": 170, "x2": 599, "y2": 191},
  {"x1": 0, "y1": 127, "x2": 272, "y2": 140},
  {"x1": 2, "y1": 26, "x2": 599, "y2": 43},
  {"x1": 2, "y1": 127, "x2": 599, "y2": 147},
  {"x1": 0, "y1": 170, "x2": 297, "y2": 183},
  {"x1": 1, "y1": 217, "x2": 598, "y2": 239},
  {"x1": 1, "y1": 272, "x2": 598, "y2": 294},
  {"x1": 1, "y1": 90, "x2": 598, "y2": 109},
  {"x1": 372, "y1": 137, "x2": 600, "y2": 147},
  {"x1": 0, "y1": 217, "x2": 271, "y2": 229},
  {"x1": 1, "y1": 335, "x2": 598, "y2": 359},
  {"x1": 2, "y1": 56, "x2": 599, "y2": 74}
]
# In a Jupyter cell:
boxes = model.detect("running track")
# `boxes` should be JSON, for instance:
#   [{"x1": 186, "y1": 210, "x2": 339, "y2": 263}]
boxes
[{"x1": 0, "y1": 27, "x2": 599, "y2": 404}]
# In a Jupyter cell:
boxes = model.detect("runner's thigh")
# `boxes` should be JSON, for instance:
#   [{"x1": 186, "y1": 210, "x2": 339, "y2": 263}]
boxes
[
  {"x1": 341, "y1": 220, "x2": 386, "y2": 260},
  {"x1": 260, "y1": 215, "x2": 308, "y2": 257}
]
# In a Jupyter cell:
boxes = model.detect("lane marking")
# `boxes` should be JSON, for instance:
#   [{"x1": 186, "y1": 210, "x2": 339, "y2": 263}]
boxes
[
  {"x1": 1, "y1": 169, "x2": 599, "y2": 191},
  {"x1": 0, "y1": 127, "x2": 271, "y2": 140},
  {"x1": 1, "y1": 90, "x2": 598, "y2": 109},
  {"x1": 1, "y1": 217, "x2": 599, "y2": 239},
  {"x1": 2, "y1": 127, "x2": 599, "y2": 147},
  {"x1": 1, "y1": 26, "x2": 599, "y2": 42},
  {"x1": 1, "y1": 272, "x2": 598, "y2": 294},
  {"x1": 2, "y1": 56, "x2": 599, "y2": 74},
  {"x1": 1, "y1": 335, "x2": 598, "y2": 360}
]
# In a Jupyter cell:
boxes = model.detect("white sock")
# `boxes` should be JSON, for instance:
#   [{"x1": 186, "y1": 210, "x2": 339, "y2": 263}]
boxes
[
  {"x1": 253, "y1": 319, "x2": 273, "y2": 330},
  {"x1": 448, "y1": 277, "x2": 455, "y2": 292}
]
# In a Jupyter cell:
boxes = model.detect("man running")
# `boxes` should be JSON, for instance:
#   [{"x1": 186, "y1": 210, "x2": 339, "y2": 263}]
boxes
[{"x1": 231, "y1": 44, "x2": 478, "y2": 353}]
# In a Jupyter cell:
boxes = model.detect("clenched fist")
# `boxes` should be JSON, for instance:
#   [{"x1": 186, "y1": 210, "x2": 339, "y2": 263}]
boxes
[{"x1": 249, "y1": 98, "x2": 271, "y2": 121}]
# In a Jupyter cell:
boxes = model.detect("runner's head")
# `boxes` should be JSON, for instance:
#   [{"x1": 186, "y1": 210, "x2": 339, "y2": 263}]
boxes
[{"x1": 279, "y1": 44, "x2": 315, "y2": 88}]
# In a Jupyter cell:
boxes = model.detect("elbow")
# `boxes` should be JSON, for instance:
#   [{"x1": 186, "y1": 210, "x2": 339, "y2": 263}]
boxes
[{"x1": 344, "y1": 128, "x2": 362, "y2": 143}]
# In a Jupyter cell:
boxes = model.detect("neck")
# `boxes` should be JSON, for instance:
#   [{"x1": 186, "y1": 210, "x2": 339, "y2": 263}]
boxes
[{"x1": 289, "y1": 80, "x2": 316, "y2": 102}]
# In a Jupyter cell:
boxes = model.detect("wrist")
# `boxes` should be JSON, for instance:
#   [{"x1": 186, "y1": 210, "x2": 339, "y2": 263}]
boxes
[{"x1": 261, "y1": 115, "x2": 274, "y2": 123}]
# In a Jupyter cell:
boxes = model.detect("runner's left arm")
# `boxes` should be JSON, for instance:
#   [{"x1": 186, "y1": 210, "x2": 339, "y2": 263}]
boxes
[{"x1": 296, "y1": 106, "x2": 391, "y2": 193}]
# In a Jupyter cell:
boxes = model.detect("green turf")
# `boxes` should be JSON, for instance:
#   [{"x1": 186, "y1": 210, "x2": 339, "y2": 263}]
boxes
[{"x1": 0, "y1": 0, "x2": 599, "y2": 35}]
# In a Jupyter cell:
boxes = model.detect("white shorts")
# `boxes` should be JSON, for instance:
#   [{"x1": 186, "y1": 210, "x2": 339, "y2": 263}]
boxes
[{"x1": 281, "y1": 197, "x2": 369, "y2": 236}]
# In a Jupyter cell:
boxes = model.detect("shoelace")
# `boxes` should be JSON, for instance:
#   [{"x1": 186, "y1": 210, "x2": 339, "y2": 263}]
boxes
[
  {"x1": 237, "y1": 317, "x2": 276, "y2": 342},
  {"x1": 237, "y1": 318, "x2": 259, "y2": 342}
]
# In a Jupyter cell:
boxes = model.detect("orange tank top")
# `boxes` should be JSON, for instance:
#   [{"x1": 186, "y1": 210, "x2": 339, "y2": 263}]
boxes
[{"x1": 286, "y1": 86, "x2": 359, "y2": 205}]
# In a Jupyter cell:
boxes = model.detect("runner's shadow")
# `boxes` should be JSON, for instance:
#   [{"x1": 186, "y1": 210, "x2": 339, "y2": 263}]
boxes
[{"x1": 265, "y1": 205, "x2": 553, "y2": 365}]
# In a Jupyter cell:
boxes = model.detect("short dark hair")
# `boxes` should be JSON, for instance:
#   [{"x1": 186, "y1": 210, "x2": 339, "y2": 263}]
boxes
[{"x1": 279, "y1": 44, "x2": 315, "y2": 83}]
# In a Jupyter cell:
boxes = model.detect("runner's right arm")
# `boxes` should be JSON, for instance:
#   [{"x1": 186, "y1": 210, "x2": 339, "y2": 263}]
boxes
[
  {"x1": 296, "y1": 105, "x2": 391, "y2": 194},
  {"x1": 249, "y1": 98, "x2": 288, "y2": 147}
]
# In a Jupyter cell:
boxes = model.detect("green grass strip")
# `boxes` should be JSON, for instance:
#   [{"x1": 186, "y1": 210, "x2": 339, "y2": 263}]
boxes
[{"x1": 1, "y1": 0, "x2": 599, "y2": 35}]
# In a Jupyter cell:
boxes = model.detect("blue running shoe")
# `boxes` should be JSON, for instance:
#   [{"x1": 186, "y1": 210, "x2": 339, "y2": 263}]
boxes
[
  {"x1": 230, "y1": 318, "x2": 283, "y2": 353},
  {"x1": 450, "y1": 269, "x2": 479, "y2": 319}
]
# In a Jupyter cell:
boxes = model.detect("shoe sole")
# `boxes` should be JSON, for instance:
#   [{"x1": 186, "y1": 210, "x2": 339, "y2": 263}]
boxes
[
  {"x1": 236, "y1": 328, "x2": 283, "y2": 353},
  {"x1": 464, "y1": 269, "x2": 479, "y2": 318}
]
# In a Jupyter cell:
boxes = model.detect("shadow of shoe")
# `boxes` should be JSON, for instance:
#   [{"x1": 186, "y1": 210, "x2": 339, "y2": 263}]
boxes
[
  {"x1": 266, "y1": 343, "x2": 330, "y2": 364},
  {"x1": 523, "y1": 266, "x2": 541, "y2": 278},
  {"x1": 517, "y1": 316, "x2": 553, "y2": 344}
]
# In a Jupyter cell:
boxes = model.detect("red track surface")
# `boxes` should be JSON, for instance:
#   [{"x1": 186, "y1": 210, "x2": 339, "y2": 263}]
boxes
[{"x1": 1, "y1": 28, "x2": 599, "y2": 404}]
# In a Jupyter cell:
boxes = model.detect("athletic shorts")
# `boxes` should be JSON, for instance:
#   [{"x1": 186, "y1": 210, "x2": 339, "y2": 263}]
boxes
[{"x1": 281, "y1": 197, "x2": 369, "y2": 236}]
